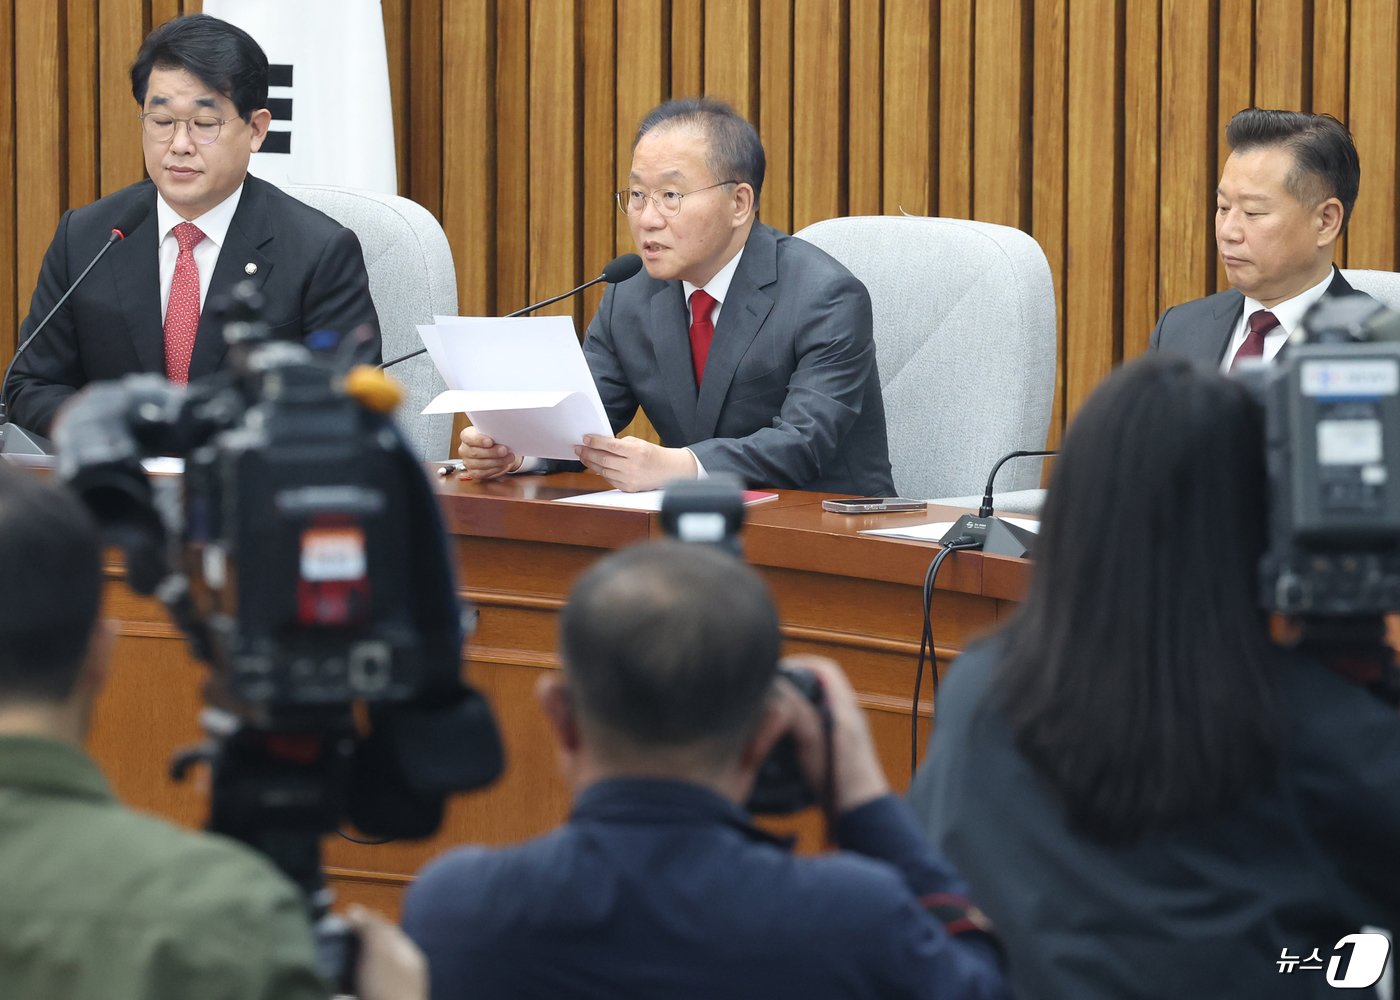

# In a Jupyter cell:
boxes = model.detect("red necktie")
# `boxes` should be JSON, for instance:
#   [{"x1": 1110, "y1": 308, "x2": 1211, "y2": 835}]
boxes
[
  {"x1": 164, "y1": 221, "x2": 206, "y2": 385},
  {"x1": 1230, "y1": 309, "x2": 1279, "y2": 371},
  {"x1": 689, "y1": 288, "x2": 718, "y2": 385}
]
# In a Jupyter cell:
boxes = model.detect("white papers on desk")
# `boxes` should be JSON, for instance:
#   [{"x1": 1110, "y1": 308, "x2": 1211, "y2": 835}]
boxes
[
  {"x1": 417, "y1": 315, "x2": 612, "y2": 460},
  {"x1": 859, "y1": 516, "x2": 1041, "y2": 543}
]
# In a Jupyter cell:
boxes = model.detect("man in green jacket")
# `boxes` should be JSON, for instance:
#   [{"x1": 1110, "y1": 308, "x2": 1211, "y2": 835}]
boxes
[{"x1": 0, "y1": 461, "x2": 423, "y2": 999}]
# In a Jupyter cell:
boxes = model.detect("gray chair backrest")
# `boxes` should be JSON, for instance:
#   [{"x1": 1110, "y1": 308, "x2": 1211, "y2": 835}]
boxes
[
  {"x1": 282, "y1": 184, "x2": 456, "y2": 460},
  {"x1": 793, "y1": 216, "x2": 1057, "y2": 499},
  {"x1": 1340, "y1": 269, "x2": 1400, "y2": 312}
]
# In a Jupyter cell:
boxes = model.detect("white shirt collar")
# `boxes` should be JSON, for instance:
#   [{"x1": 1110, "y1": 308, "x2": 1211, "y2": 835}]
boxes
[
  {"x1": 1241, "y1": 268, "x2": 1336, "y2": 339},
  {"x1": 154, "y1": 183, "x2": 245, "y2": 249},
  {"x1": 682, "y1": 245, "x2": 745, "y2": 310}
]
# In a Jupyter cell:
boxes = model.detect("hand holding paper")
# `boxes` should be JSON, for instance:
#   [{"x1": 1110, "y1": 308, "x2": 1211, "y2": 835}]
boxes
[{"x1": 574, "y1": 434, "x2": 698, "y2": 492}]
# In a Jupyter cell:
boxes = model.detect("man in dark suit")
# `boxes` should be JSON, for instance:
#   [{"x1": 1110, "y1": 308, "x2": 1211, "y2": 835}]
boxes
[
  {"x1": 458, "y1": 99, "x2": 894, "y2": 495},
  {"x1": 402, "y1": 541, "x2": 1005, "y2": 1000},
  {"x1": 1149, "y1": 108, "x2": 1369, "y2": 371},
  {"x1": 6, "y1": 14, "x2": 378, "y2": 439}
]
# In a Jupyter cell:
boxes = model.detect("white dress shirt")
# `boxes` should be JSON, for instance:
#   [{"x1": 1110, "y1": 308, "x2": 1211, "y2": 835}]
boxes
[
  {"x1": 155, "y1": 184, "x2": 244, "y2": 321},
  {"x1": 1221, "y1": 269, "x2": 1335, "y2": 372}
]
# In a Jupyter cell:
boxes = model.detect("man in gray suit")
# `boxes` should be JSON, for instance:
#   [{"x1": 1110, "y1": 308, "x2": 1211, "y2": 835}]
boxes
[
  {"x1": 1149, "y1": 109, "x2": 1369, "y2": 371},
  {"x1": 458, "y1": 99, "x2": 894, "y2": 495}
]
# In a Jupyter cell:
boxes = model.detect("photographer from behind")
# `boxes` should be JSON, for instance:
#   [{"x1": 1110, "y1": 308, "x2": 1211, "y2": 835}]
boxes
[
  {"x1": 0, "y1": 462, "x2": 423, "y2": 1000},
  {"x1": 402, "y1": 540, "x2": 1006, "y2": 1000}
]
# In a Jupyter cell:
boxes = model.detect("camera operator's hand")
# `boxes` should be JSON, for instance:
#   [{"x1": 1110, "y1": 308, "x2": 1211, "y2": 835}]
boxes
[
  {"x1": 458, "y1": 425, "x2": 523, "y2": 480},
  {"x1": 776, "y1": 654, "x2": 891, "y2": 816},
  {"x1": 343, "y1": 904, "x2": 428, "y2": 1000}
]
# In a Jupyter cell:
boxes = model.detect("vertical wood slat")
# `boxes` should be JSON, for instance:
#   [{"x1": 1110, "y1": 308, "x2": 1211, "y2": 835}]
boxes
[
  {"x1": 0, "y1": 0, "x2": 15, "y2": 351},
  {"x1": 1064, "y1": 0, "x2": 1122, "y2": 419},
  {"x1": 1253, "y1": 0, "x2": 1309, "y2": 110},
  {"x1": 1312, "y1": 0, "x2": 1348, "y2": 264},
  {"x1": 881, "y1": 0, "x2": 933, "y2": 216},
  {"x1": 757, "y1": 0, "x2": 793, "y2": 233},
  {"x1": 1121, "y1": 0, "x2": 1159, "y2": 359},
  {"x1": 847, "y1": 0, "x2": 882, "y2": 217},
  {"x1": 615, "y1": 0, "x2": 666, "y2": 251},
  {"x1": 440, "y1": 0, "x2": 493, "y2": 314},
  {"x1": 1216, "y1": 0, "x2": 1253, "y2": 290},
  {"x1": 790, "y1": 0, "x2": 846, "y2": 230},
  {"x1": 937, "y1": 0, "x2": 973, "y2": 219},
  {"x1": 97, "y1": 0, "x2": 144, "y2": 196},
  {"x1": 580, "y1": 0, "x2": 615, "y2": 323},
  {"x1": 703, "y1": 0, "x2": 756, "y2": 119},
  {"x1": 1157, "y1": 0, "x2": 1216, "y2": 328},
  {"x1": 971, "y1": 0, "x2": 1028, "y2": 229},
  {"x1": 1030, "y1": 0, "x2": 1067, "y2": 448},
  {"x1": 381, "y1": 0, "x2": 410, "y2": 196},
  {"x1": 408, "y1": 0, "x2": 444, "y2": 219},
  {"x1": 669, "y1": 0, "x2": 703, "y2": 96},
  {"x1": 495, "y1": 0, "x2": 530, "y2": 316},
  {"x1": 527, "y1": 0, "x2": 580, "y2": 322},
  {"x1": 15, "y1": 1, "x2": 63, "y2": 319},
  {"x1": 1346, "y1": 0, "x2": 1398, "y2": 269},
  {"x1": 66, "y1": 0, "x2": 98, "y2": 210}
]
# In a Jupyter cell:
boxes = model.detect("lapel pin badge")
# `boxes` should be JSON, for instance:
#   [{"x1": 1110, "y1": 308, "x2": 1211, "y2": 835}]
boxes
[{"x1": 244, "y1": 262, "x2": 258, "y2": 275}]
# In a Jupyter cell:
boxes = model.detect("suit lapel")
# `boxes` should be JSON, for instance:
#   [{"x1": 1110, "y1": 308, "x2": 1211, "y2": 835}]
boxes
[
  {"x1": 110, "y1": 190, "x2": 165, "y2": 374},
  {"x1": 1209, "y1": 292, "x2": 1244, "y2": 368},
  {"x1": 694, "y1": 225, "x2": 776, "y2": 439},
  {"x1": 648, "y1": 282, "x2": 699, "y2": 436},
  {"x1": 188, "y1": 179, "x2": 274, "y2": 379}
]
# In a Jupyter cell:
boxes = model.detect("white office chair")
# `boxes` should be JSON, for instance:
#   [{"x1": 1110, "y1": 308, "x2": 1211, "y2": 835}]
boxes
[
  {"x1": 794, "y1": 216, "x2": 1057, "y2": 512},
  {"x1": 1340, "y1": 269, "x2": 1400, "y2": 312},
  {"x1": 283, "y1": 184, "x2": 457, "y2": 460}
]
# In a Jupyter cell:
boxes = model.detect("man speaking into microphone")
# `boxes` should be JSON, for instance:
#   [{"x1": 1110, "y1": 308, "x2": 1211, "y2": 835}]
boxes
[
  {"x1": 6, "y1": 14, "x2": 379, "y2": 439},
  {"x1": 459, "y1": 99, "x2": 894, "y2": 495}
]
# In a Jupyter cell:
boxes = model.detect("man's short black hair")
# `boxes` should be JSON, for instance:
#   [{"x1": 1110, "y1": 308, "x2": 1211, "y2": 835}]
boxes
[
  {"x1": 0, "y1": 463, "x2": 102, "y2": 704},
  {"x1": 560, "y1": 541, "x2": 780, "y2": 764},
  {"x1": 1226, "y1": 108, "x2": 1361, "y2": 233},
  {"x1": 130, "y1": 14, "x2": 269, "y2": 121},
  {"x1": 635, "y1": 98, "x2": 767, "y2": 205}
]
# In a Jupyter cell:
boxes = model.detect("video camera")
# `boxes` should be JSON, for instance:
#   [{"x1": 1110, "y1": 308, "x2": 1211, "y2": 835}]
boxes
[
  {"x1": 1234, "y1": 294, "x2": 1400, "y2": 617},
  {"x1": 53, "y1": 282, "x2": 503, "y2": 983}
]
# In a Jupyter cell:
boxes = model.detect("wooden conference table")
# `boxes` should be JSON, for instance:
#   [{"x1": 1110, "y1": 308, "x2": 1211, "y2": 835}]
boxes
[{"x1": 87, "y1": 470, "x2": 1033, "y2": 914}]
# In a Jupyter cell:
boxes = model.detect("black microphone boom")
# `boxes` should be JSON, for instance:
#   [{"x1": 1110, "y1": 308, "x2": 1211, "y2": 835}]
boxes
[
  {"x1": 938, "y1": 449, "x2": 1058, "y2": 558},
  {"x1": 0, "y1": 202, "x2": 151, "y2": 456},
  {"x1": 381, "y1": 253, "x2": 644, "y2": 370}
]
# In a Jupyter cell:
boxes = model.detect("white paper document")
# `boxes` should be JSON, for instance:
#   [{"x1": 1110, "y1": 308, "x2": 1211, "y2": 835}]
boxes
[
  {"x1": 417, "y1": 315, "x2": 611, "y2": 460},
  {"x1": 859, "y1": 517, "x2": 1041, "y2": 544},
  {"x1": 553, "y1": 489, "x2": 672, "y2": 512}
]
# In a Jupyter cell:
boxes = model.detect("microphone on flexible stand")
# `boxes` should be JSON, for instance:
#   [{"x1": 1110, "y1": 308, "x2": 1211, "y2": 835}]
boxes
[
  {"x1": 0, "y1": 203, "x2": 152, "y2": 456},
  {"x1": 939, "y1": 449, "x2": 1057, "y2": 557},
  {"x1": 380, "y1": 252, "x2": 645, "y2": 370}
]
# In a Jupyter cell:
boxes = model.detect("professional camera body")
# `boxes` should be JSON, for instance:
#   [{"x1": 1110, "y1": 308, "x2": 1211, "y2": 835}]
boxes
[
  {"x1": 54, "y1": 284, "x2": 502, "y2": 983},
  {"x1": 1236, "y1": 295, "x2": 1400, "y2": 617}
]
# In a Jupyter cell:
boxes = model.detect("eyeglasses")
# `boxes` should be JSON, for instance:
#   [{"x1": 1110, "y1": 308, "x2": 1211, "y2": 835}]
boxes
[
  {"x1": 616, "y1": 180, "x2": 739, "y2": 218},
  {"x1": 138, "y1": 112, "x2": 233, "y2": 146}
]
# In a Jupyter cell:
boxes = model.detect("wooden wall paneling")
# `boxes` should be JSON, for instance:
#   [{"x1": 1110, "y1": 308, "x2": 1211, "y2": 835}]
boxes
[
  {"x1": 1156, "y1": 0, "x2": 1216, "y2": 334},
  {"x1": 615, "y1": 0, "x2": 667, "y2": 251},
  {"x1": 937, "y1": 0, "x2": 973, "y2": 218},
  {"x1": 881, "y1": 0, "x2": 933, "y2": 216},
  {"x1": 580, "y1": 0, "x2": 616, "y2": 324},
  {"x1": 1312, "y1": 0, "x2": 1348, "y2": 264},
  {"x1": 66, "y1": 0, "x2": 98, "y2": 209},
  {"x1": 0, "y1": 0, "x2": 14, "y2": 355},
  {"x1": 703, "y1": 0, "x2": 757, "y2": 120},
  {"x1": 527, "y1": 1, "x2": 581, "y2": 326},
  {"x1": 151, "y1": 0, "x2": 181, "y2": 27},
  {"x1": 758, "y1": 0, "x2": 794, "y2": 233},
  {"x1": 1253, "y1": 0, "x2": 1309, "y2": 110},
  {"x1": 1064, "y1": 0, "x2": 1122, "y2": 418},
  {"x1": 15, "y1": 0, "x2": 62, "y2": 318},
  {"x1": 1346, "y1": 0, "x2": 1398, "y2": 269},
  {"x1": 494, "y1": 0, "x2": 530, "y2": 316},
  {"x1": 1120, "y1": 0, "x2": 1158, "y2": 360},
  {"x1": 441, "y1": 0, "x2": 494, "y2": 315},
  {"x1": 381, "y1": 0, "x2": 410, "y2": 197},
  {"x1": 971, "y1": 0, "x2": 1029, "y2": 229},
  {"x1": 1215, "y1": 0, "x2": 1253, "y2": 290},
  {"x1": 408, "y1": 0, "x2": 444, "y2": 219},
  {"x1": 790, "y1": 0, "x2": 847, "y2": 230},
  {"x1": 97, "y1": 0, "x2": 145, "y2": 197},
  {"x1": 846, "y1": 0, "x2": 882, "y2": 217},
  {"x1": 670, "y1": 0, "x2": 703, "y2": 97},
  {"x1": 1030, "y1": 0, "x2": 1067, "y2": 448}
]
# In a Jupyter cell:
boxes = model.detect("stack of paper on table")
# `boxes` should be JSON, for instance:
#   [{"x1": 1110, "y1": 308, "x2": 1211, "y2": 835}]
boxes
[{"x1": 417, "y1": 316, "x2": 611, "y2": 460}]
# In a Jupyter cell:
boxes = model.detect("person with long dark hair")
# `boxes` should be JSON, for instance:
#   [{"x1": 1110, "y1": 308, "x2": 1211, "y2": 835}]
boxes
[{"x1": 908, "y1": 354, "x2": 1400, "y2": 997}]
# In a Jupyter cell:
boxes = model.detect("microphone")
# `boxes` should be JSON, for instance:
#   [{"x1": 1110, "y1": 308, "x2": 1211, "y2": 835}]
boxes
[
  {"x1": 381, "y1": 252, "x2": 645, "y2": 369},
  {"x1": 1, "y1": 202, "x2": 152, "y2": 455},
  {"x1": 939, "y1": 449, "x2": 1057, "y2": 558}
]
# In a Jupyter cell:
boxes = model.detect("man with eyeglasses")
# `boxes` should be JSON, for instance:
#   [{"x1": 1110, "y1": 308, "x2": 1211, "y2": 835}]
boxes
[
  {"x1": 6, "y1": 14, "x2": 379, "y2": 439},
  {"x1": 458, "y1": 98, "x2": 895, "y2": 495}
]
